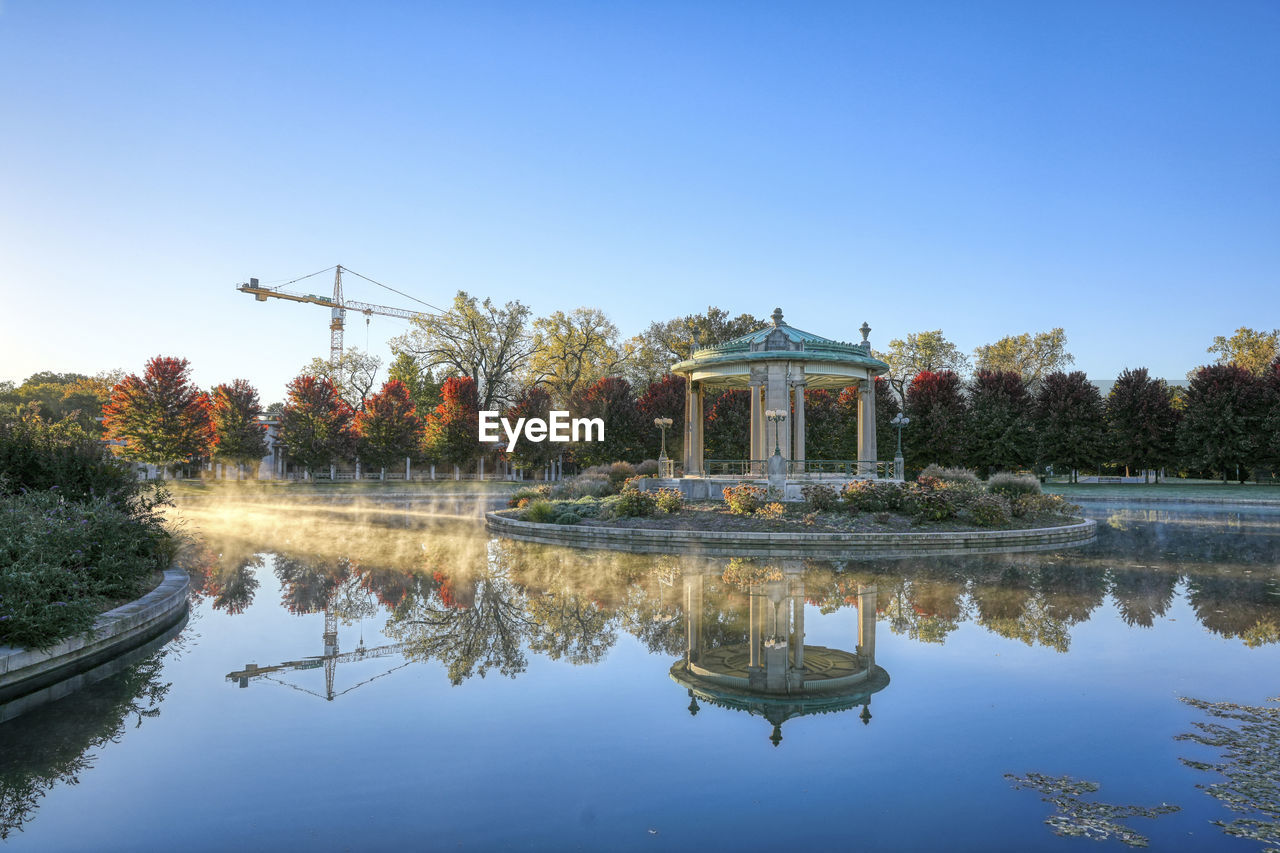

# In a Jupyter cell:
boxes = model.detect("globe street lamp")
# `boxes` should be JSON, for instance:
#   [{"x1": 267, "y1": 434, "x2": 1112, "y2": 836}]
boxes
[
  {"x1": 765, "y1": 409, "x2": 787, "y2": 456},
  {"x1": 891, "y1": 412, "x2": 910, "y2": 480},
  {"x1": 654, "y1": 417, "x2": 673, "y2": 477}
]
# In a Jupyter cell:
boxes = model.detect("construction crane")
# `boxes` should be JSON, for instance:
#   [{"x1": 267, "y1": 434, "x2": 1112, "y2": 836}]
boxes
[{"x1": 237, "y1": 265, "x2": 435, "y2": 366}]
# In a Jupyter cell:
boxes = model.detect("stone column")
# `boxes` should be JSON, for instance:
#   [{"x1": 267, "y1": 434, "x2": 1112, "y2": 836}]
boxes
[
  {"x1": 748, "y1": 375, "x2": 763, "y2": 468},
  {"x1": 684, "y1": 374, "x2": 696, "y2": 474},
  {"x1": 691, "y1": 382, "x2": 705, "y2": 475},
  {"x1": 792, "y1": 375, "x2": 807, "y2": 466},
  {"x1": 857, "y1": 583, "x2": 877, "y2": 668},
  {"x1": 857, "y1": 378, "x2": 877, "y2": 476}
]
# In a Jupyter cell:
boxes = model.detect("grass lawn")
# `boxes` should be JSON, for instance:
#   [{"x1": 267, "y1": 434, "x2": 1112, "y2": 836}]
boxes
[
  {"x1": 163, "y1": 478, "x2": 521, "y2": 498},
  {"x1": 1045, "y1": 480, "x2": 1280, "y2": 500}
]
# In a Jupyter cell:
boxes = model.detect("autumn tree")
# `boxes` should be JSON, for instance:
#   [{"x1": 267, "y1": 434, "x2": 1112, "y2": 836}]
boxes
[
  {"x1": 0, "y1": 370, "x2": 123, "y2": 433},
  {"x1": 527, "y1": 308, "x2": 629, "y2": 406},
  {"x1": 423, "y1": 376, "x2": 481, "y2": 471},
  {"x1": 302, "y1": 348, "x2": 382, "y2": 411},
  {"x1": 1034, "y1": 371, "x2": 1107, "y2": 482},
  {"x1": 972, "y1": 328, "x2": 1073, "y2": 384},
  {"x1": 103, "y1": 356, "x2": 214, "y2": 473},
  {"x1": 392, "y1": 290, "x2": 535, "y2": 410},
  {"x1": 964, "y1": 370, "x2": 1034, "y2": 476},
  {"x1": 277, "y1": 375, "x2": 357, "y2": 475},
  {"x1": 801, "y1": 389, "x2": 850, "y2": 460},
  {"x1": 904, "y1": 370, "x2": 967, "y2": 469},
  {"x1": 877, "y1": 330, "x2": 969, "y2": 400},
  {"x1": 704, "y1": 390, "x2": 749, "y2": 460},
  {"x1": 636, "y1": 373, "x2": 686, "y2": 461},
  {"x1": 571, "y1": 377, "x2": 645, "y2": 466},
  {"x1": 1106, "y1": 368, "x2": 1179, "y2": 481},
  {"x1": 1207, "y1": 327, "x2": 1280, "y2": 377},
  {"x1": 210, "y1": 379, "x2": 267, "y2": 474},
  {"x1": 502, "y1": 385, "x2": 556, "y2": 472},
  {"x1": 1178, "y1": 365, "x2": 1266, "y2": 482},
  {"x1": 638, "y1": 307, "x2": 764, "y2": 368},
  {"x1": 355, "y1": 380, "x2": 423, "y2": 474}
]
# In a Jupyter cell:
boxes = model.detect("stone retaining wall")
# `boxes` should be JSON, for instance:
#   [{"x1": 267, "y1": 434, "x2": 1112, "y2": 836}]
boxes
[
  {"x1": 485, "y1": 511, "x2": 1097, "y2": 558},
  {"x1": 0, "y1": 567, "x2": 190, "y2": 704}
]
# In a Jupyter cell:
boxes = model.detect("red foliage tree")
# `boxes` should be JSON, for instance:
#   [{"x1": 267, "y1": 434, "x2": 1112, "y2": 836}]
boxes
[
  {"x1": 211, "y1": 379, "x2": 267, "y2": 471},
  {"x1": 904, "y1": 370, "x2": 967, "y2": 469},
  {"x1": 1178, "y1": 364, "x2": 1266, "y2": 482},
  {"x1": 424, "y1": 376, "x2": 480, "y2": 469},
  {"x1": 704, "y1": 389, "x2": 749, "y2": 460},
  {"x1": 637, "y1": 374, "x2": 686, "y2": 460},
  {"x1": 103, "y1": 356, "x2": 214, "y2": 471},
  {"x1": 503, "y1": 385, "x2": 555, "y2": 470},
  {"x1": 278, "y1": 375, "x2": 357, "y2": 474},
  {"x1": 965, "y1": 370, "x2": 1033, "y2": 476},
  {"x1": 1104, "y1": 367, "x2": 1179, "y2": 480},
  {"x1": 571, "y1": 376, "x2": 644, "y2": 466},
  {"x1": 1035, "y1": 371, "x2": 1108, "y2": 481},
  {"x1": 355, "y1": 380, "x2": 423, "y2": 472}
]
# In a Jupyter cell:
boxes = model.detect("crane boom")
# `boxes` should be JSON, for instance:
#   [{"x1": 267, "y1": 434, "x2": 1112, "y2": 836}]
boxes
[{"x1": 236, "y1": 264, "x2": 431, "y2": 365}]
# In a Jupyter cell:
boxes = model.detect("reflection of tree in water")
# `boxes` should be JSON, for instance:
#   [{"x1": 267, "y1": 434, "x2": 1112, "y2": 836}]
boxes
[
  {"x1": 1109, "y1": 568, "x2": 1177, "y2": 628},
  {"x1": 879, "y1": 576, "x2": 968, "y2": 645},
  {"x1": 1186, "y1": 574, "x2": 1280, "y2": 648},
  {"x1": 1005, "y1": 772, "x2": 1180, "y2": 847},
  {"x1": 0, "y1": 647, "x2": 174, "y2": 840},
  {"x1": 275, "y1": 556, "x2": 347, "y2": 615},
  {"x1": 526, "y1": 590, "x2": 617, "y2": 666},
  {"x1": 1176, "y1": 694, "x2": 1280, "y2": 850}
]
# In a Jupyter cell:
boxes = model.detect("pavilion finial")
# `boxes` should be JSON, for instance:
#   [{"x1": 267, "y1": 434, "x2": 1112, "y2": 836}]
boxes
[
  {"x1": 859, "y1": 321, "x2": 871, "y2": 346},
  {"x1": 771, "y1": 307, "x2": 784, "y2": 327}
]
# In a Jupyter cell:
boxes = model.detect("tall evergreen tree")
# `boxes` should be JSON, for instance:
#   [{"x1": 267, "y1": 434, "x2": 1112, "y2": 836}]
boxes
[
  {"x1": 1178, "y1": 365, "x2": 1266, "y2": 482},
  {"x1": 904, "y1": 370, "x2": 967, "y2": 469},
  {"x1": 1262, "y1": 358, "x2": 1280, "y2": 473},
  {"x1": 211, "y1": 379, "x2": 267, "y2": 474},
  {"x1": 965, "y1": 370, "x2": 1034, "y2": 476},
  {"x1": 103, "y1": 356, "x2": 214, "y2": 473},
  {"x1": 1034, "y1": 371, "x2": 1107, "y2": 482},
  {"x1": 1106, "y1": 368, "x2": 1179, "y2": 480},
  {"x1": 636, "y1": 374, "x2": 686, "y2": 461},
  {"x1": 571, "y1": 377, "x2": 644, "y2": 466},
  {"x1": 356, "y1": 380, "x2": 423, "y2": 474},
  {"x1": 704, "y1": 390, "x2": 749, "y2": 461},
  {"x1": 278, "y1": 375, "x2": 357, "y2": 475},
  {"x1": 502, "y1": 385, "x2": 555, "y2": 472}
]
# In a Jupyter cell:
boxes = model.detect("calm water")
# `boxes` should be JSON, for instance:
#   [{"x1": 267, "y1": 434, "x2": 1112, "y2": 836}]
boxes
[{"x1": 2, "y1": 499, "x2": 1278, "y2": 851}]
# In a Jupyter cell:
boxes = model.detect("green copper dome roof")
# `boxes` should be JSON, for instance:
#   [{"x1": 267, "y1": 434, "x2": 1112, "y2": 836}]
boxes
[{"x1": 670, "y1": 308, "x2": 889, "y2": 375}]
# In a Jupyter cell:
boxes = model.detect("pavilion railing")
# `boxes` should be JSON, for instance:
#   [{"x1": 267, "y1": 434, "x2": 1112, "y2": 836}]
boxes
[{"x1": 702, "y1": 459, "x2": 891, "y2": 479}]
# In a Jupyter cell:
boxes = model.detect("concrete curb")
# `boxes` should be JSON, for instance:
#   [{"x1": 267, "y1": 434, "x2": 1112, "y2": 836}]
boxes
[
  {"x1": 485, "y1": 511, "x2": 1097, "y2": 559},
  {"x1": 1064, "y1": 495, "x2": 1280, "y2": 508},
  {"x1": 0, "y1": 567, "x2": 190, "y2": 704}
]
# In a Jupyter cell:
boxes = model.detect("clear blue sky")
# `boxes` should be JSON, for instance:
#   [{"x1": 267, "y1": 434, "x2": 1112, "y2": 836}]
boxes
[{"x1": 2, "y1": 1, "x2": 1276, "y2": 401}]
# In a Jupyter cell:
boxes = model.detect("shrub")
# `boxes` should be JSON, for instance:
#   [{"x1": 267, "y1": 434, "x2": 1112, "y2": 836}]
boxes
[
  {"x1": 1012, "y1": 492, "x2": 1080, "y2": 519},
  {"x1": 613, "y1": 485, "x2": 656, "y2": 518},
  {"x1": 919, "y1": 464, "x2": 981, "y2": 487},
  {"x1": 653, "y1": 488, "x2": 684, "y2": 514},
  {"x1": 723, "y1": 483, "x2": 765, "y2": 515},
  {"x1": 905, "y1": 480, "x2": 960, "y2": 521},
  {"x1": 635, "y1": 459, "x2": 659, "y2": 476},
  {"x1": 508, "y1": 485, "x2": 551, "y2": 507},
  {"x1": 571, "y1": 496, "x2": 603, "y2": 518},
  {"x1": 552, "y1": 473, "x2": 613, "y2": 499},
  {"x1": 553, "y1": 511, "x2": 581, "y2": 525},
  {"x1": 0, "y1": 414, "x2": 144, "y2": 510},
  {"x1": 607, "y1": 461, "x2": 636, "y2": 485},
  {"x1": 523, "y1": 499, "x2": 556, "y2": 523},
  {"x1": 969, "y1": 493, "x2": 1011, "y2": 527},
  {"x1": 801, "y1": 483, "x2": 840, "y2": 512},
  {"x1": 758, "y1": 502, "x2": 786, "y2": 520},
  {"x1": 842, "y1": 480, "x2": 908, "y2": 513},
  {"x1": 987, "y1": 472, "x2": 1042, "y2": 499}
]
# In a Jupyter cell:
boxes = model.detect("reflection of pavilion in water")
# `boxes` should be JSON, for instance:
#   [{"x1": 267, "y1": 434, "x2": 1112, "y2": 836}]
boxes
[
  {"x1": 226, "y1": 603, "x2": 407, "y2": 701},
  {"x1": 672, "y1": 562, "x2": 889, "y2": 745}
]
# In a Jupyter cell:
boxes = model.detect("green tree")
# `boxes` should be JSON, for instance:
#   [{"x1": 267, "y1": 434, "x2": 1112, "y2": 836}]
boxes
[
  {"x1": 640, "y1": 307, "x2": 765, "y2": 366},
  {"x1": 1207, "y1": 327, "x2": 1280, "y2": 377},
  {"x1": 1034, "y1": 371, "x2": 1107, "y2": 482},
  {"x1": 211, "y1": 379, "x2": 268, "y2": 473},
  {"x1": 103, "y1": 356, "x2": 214, "y2": 473},
  {"x1": 302, "y1": 348, "x2": 381, "y2": 411},
  {"x1": 1106, "y1": 368, "x2": 1179, "y2": 481},
  {"x1": 964, "y1": 370, "x2": 1034, "y2": 475},
  {"x1": 388, "y1": 351, "x2": 441, "y2": 414},
  {"x1": 527, "y1": 307, "x2": 629, "y2": 406},
  {"x1": 1178, "y1": 365, "x2": 1266, "y2": 482},
  {"x1": 704, "y1": 390, "x2": 749, "y2": 460},
  {"x1": 277, "y1": 375, "x2": 357, "y2": 474},
  {"x1": 355, "y1": 380, "x2": 423, "y2": 473},
  {"x1": 877, "y1": 330, "x2": 969, "y2": 400},
  {"x1": 973, "y1": 328, "x2": 1073, "y2": 384},
  {"x1": 392, "y1": 290, "x2": 535, "y2": 410},
  {"x1": 904, "y1": 370, "x2": 967, "y2": 469}
]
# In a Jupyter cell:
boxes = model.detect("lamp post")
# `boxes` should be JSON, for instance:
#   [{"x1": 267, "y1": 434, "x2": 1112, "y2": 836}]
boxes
[
  {"x1": 765, "y1": 409, "x2": 787, "y2": 456},
  {"x1": 654, "y1": 417, "x2": 673, "y2": 477},
  {"x1": 891, "y1": 412, "x2": 910, "y2": 481},
  {"x1": 764, "y1": 409, "x2": 787, "y2": 484}
]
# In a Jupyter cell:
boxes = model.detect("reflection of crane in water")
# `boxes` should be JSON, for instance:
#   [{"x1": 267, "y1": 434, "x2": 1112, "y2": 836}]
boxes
[{"x1": 226, "y1": 600, "x2": 408, "y2": 701}]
